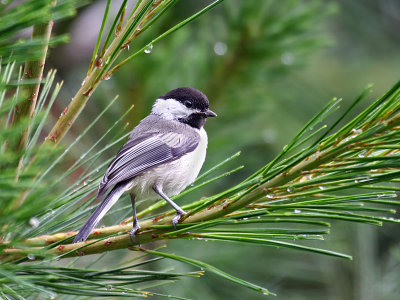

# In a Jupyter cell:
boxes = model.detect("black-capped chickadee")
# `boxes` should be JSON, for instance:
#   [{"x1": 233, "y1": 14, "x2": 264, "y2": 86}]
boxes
[{"x1": 73, "y1": 87, "x2": 216, "y2": 243}]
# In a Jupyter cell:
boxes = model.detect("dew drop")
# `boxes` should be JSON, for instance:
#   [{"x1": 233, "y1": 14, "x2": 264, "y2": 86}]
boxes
[
  {"x1": 318, "y1": 186, "x2": 326, "y2": 190},
  {"x1": 257, "y1": 216, "x2": 261, "y2": 219},
  {"x1": 27, "y1": 253, "x2": 35, "y2": 260},
  {"x1": 281, "y1": 52, "x2": 294, "y2": 65},
  {"x1": 213, "y1": 42, "x2": 227, "y2": 56},
  {"x1": 83, "y1": 181, "x2": 88, "y2": 186},
  {"x1": 243, "y1": 217, "x2": 248, "y2": 220},
  {"x1": 358, "y1": 150, "x2": 367, "y2": 158},
  {"x1": 262, "y1": 128, "x2": 277, "y2": 143},
  {"x1": 29, "y1": 217, "x2": 40, "y2": 228},
  {"x1": 354, "y1": 180, "x2": 359, "y2": 184},
  {"x1": 96, "y1": 57, "x2": 104, "y2": 68},
  {"x1": 352, "y1": 128, "x2": 363, "y2": 136},
  {"x1": 286, "y1": 186, "x2": 295, "y2": 193},
  {"x1": 294, "y1": 209, "x2": 301, "y2": 213},
  {"x1": 266, "y1": 194, "x2": 274, "y2": 199},
  {"x1": 144, "y1": 44, "x2": 153, "y2": 54},
  {"x1": 103, "y1": 73, "x2": 111, "y2": 80},
  {"x1": 49, "y1": 292, "x2": 57, "y2": 299}
]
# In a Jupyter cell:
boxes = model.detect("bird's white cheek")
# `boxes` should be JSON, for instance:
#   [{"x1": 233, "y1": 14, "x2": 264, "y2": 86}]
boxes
[{"x1": 151, "y1": 98, "x2": 194, "y2": 120}]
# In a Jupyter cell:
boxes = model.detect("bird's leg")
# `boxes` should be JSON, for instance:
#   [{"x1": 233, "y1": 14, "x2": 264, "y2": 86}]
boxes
[
  {"x1": 129, "y1": 194, "x2": 141, "y2": 244},
  {"x1": 153, "y1": 185, "x2": 187, "y2": 230}
]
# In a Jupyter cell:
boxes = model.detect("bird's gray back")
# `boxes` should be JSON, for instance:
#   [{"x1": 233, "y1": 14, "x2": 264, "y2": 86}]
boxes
[
  {"x1": 130, "y1": 114, "x2": 200, "y2": 139},
  {"x1": 97, "y1": 114, "x2": 200, "y2": 197}
]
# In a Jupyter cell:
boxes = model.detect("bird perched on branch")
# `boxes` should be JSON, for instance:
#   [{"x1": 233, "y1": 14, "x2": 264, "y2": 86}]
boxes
[{"x1": 73, "y1": 87, "x2": 217, "y2": 243}]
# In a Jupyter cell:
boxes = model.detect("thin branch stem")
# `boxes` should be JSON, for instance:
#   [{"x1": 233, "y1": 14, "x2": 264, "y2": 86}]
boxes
[
  {"x1": 107, "y1": 0, "x2": 224, "y2": 76},
  {"x1": 44, "y1": 0, "x2": 152, "y2": 144},
  {"x1": 44, "y1": 0, "x2": 224, "y2": 145},
  {"x1": 13, "y1": 12, "x2": 56, "y2": 150}
]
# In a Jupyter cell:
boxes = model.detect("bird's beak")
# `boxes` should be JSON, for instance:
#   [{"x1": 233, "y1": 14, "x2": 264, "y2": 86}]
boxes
[{"x1": 205, "y1": 109, "x2": 217, "y2": 118}]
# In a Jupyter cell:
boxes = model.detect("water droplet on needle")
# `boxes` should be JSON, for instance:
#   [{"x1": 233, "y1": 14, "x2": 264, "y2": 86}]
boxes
[
  {"x1": 29, "y1": 217, "x2": 40, "y2": 228},
  {"x1": 144, "y1": 44, "x2": 153, "y2": 54},
  {"x1": 286, "y1": 186, "x2": 295, "y2": 193},
  {"x1": 103, "y1": 73, "x2": 111, "y2": 80}
]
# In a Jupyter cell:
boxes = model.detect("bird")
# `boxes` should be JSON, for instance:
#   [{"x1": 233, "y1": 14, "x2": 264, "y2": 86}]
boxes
[{"x1": 73, "y1": 87, "x2": 217, "y2": 244}]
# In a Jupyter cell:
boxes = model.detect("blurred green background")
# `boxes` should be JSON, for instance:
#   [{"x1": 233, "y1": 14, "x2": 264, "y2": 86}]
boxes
[{"x1": 49, "y1": 0, "x2": 400, "y2": 299}]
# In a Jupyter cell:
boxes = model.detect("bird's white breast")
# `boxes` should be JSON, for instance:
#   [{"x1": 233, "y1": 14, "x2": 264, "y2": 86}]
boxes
[{"x1": 128, "y1": 127, "x2": 208, "y2": 200}]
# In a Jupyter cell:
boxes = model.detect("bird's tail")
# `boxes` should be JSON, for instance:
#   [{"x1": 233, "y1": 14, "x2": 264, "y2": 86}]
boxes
[{"x1": 73, "y1": 181, "x2": 130, "y2": 243}]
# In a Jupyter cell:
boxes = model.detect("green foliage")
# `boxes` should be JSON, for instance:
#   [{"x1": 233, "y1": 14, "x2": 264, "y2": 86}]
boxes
[
  {"x1": 1, "y1": 256, "x2": 202, "y2": 298},
  {"x1": 133, "y1": 81, "x2": 399, "y2": 260},
  {"x1": 0, "y1": 0, "x2": 80, "y2": 64},
  {"x1": 0, "y1": 0, "x2": 399, "y2": 299}
]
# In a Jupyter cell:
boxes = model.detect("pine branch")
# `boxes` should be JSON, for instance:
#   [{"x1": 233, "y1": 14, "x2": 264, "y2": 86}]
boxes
[
  {"x1": 3, "y1": 81, "x2": 400, "y2": 261},
  {"x1": 13, "y1": 5, "x2": 56, "y2": 150}
]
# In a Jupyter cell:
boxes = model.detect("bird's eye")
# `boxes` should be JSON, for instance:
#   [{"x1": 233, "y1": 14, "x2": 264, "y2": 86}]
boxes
[{"x1": 184, "y1": 101, "x2": 192, "y2": 108}]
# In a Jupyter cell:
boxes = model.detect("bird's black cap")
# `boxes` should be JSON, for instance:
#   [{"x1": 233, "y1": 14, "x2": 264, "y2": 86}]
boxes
[{"x1": 160, "y1": 87, "x2": 210, "y2": 112}]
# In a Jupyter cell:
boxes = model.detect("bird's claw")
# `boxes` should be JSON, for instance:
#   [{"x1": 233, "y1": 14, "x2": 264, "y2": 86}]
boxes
[
  {"x1": 172, "y1": 209, "x2": 187, "y2": 230},
  {"x1": 129, "y1": 223, "x2": 141, "y2": 245}
]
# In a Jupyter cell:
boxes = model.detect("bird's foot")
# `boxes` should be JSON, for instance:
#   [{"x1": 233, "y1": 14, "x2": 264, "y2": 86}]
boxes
[
  {"x1": 129, "y1": 222, "x2": 141, "y2": 245},
  {"x1": 172, "y1": 209, "x2": 187, "y2": 230}
]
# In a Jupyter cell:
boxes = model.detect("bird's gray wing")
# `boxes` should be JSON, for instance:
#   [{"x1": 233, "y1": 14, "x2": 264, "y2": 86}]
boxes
[{"x1": 97, "y1": 132, "x2": 199, "y2": 197}]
